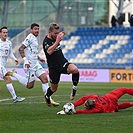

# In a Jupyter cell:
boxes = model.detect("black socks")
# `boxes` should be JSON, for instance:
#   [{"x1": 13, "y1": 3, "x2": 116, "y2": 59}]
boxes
[
  {"x1": 46, "y1": 87, "x2": 53, "y2": 98},
  {"x1": 72, "y1": 72, "x2": 79, "y2": 86}
]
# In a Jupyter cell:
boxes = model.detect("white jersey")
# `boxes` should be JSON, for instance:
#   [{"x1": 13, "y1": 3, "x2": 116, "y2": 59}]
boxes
[
  {"x1": 22, "y1": 33, "x2": 45, "y2": 82},
  {"x1": 22, "y1": 33, "x2": 39, "y2": 68},
  {"x1": 0, "y1": 38, "x2": 16, "y2": 67}
]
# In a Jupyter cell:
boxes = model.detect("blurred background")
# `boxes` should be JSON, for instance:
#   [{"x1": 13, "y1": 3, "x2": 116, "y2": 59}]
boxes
[{"x1": 0, "y1": 0, "x2": 133, "y2": 69}]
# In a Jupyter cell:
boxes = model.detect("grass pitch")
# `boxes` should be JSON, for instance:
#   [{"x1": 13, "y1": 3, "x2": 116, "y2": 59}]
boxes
[{"x1": 0, "y1": 81, "x2": 133, "y2": 133}]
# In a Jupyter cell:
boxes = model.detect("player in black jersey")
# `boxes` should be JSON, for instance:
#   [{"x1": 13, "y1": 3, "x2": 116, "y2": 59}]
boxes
[{"x1": 43, "y1": 22, "x2": 79, "y2": 106}]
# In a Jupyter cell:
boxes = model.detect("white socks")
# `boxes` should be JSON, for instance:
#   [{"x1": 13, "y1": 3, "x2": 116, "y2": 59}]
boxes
[
  {"x1": 42, "y1": 83, "x2": 49, "y2": 94},
  {"x1": 73, "y1": 85, "x2": 77, "y2": 90},
  {"x1": 13, "y1": 73, "x2": 27, "y2": 86},
  {"x1": 6, "y1": 83, "x2": 17, "y2": 99}
]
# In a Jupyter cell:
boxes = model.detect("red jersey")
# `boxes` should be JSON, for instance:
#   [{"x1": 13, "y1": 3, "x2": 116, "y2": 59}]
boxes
[{"x1": 73, "y1": 94, "x2": 118, "y2": 114}]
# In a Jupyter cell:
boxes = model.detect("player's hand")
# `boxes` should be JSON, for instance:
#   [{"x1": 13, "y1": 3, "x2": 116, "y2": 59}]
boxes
[
  {"x1": 59, "y1": 31, "x2": 65, "y2": 39},
  {"x1": 23, "y1": 57, "x2": 30, "y2": 68},
  {"x1": 24, "y1": 63, "x2": 30, "y2": 68},
  {"x1": 38, "y1": 56, "x2": 46, "y2": 63},
  {"x1": 56, "y1": 31, "x2": 65, "y2": 42},
  {"x1": 15, "y1": 60, "x2": 19, "y2": 65}
]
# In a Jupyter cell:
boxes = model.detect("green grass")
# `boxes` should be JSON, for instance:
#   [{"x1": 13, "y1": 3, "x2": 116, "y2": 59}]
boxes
[{"x1": 0, "y1": 81, "x2": 133, "y2": 133}]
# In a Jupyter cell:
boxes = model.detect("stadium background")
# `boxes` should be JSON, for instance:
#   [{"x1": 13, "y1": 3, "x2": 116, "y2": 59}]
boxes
[
  {"x1": 0, "y1": 0, "x2": 133, "y2": 83},
  {"x1": 0, "y1": 1, "x2": 133, "y2": 132}
]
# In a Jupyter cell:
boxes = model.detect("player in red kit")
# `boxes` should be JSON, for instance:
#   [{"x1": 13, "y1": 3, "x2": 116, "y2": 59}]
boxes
[{"x1": 57, "y1": 87, "x2": 133, "y2": 114}]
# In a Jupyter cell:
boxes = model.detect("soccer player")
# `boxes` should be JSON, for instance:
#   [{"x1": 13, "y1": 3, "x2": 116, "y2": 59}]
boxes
[
  {"x1": 6, "y1": 23, "x2": 59, "y2": 106},
  {"x1": 43, "y1": 22, "x2": 79, "y2": 106},
  {"x1": 57, "y1": 87, "x2": 133, "y2": 114},
  {"x1": 0, "y1": 26, "x2": 25, "y2": 103}
]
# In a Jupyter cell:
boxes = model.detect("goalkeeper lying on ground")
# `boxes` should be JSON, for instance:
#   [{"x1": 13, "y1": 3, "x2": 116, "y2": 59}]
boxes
[{"x1": 57, "y1": 87, "x2": 133, "y2": 114}]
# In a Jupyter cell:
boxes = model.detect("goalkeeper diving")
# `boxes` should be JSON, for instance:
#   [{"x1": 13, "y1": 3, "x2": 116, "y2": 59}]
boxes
[{"x1": 57, "y1": 87, "x2": 133, "y2": 114}]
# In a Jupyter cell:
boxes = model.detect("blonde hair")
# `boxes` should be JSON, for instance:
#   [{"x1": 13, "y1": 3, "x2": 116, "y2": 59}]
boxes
[{"x1": 49, "y1": 22, "x2": 59, "y2": 31}]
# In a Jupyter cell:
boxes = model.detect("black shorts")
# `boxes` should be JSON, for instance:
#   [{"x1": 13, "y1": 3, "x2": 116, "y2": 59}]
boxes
[{"x1": 49, "y1": 62, "x2": 71, "y2": 84}]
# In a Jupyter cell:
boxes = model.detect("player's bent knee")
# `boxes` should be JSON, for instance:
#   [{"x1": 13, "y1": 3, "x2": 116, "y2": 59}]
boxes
[
  {"x1": 51, "y1": 88, "x2": 57, "y2": 92},
  {"x1": 4, "y1": 76, "x2": 12, "y2": 84},
  {"x1": 75, "y1": 68, "x2": 79, "y2": 73},
  {"x1": 26, "y1": 84, "x2": 34, "y2": 89},
  {"x1": 73, "y1": 68, "x2": 79, "y2": 74}
]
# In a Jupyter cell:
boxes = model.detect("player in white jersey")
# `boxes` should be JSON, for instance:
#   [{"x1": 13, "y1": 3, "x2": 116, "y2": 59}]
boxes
[
  {"x1": 6, "y1": 23, "x2": 59, "y2": 106},
  {"x1": 0, "y1": 26, "x2": 25, "y2": 103}
]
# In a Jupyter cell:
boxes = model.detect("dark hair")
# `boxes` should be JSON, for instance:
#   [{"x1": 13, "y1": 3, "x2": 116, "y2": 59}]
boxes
[
  {"x1": 30, "y1": 23, "x2": 39, "y2": 29},
  {"x1": 0, "y1": 26, "x2": 7, "y2": 32},
  {"x1": 49, "y1": 22, "x2": 60, "y2": 31}
]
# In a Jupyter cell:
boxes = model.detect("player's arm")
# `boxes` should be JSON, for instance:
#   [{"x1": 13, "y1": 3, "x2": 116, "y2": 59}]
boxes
[
  {"x1": 38, "y1": 56, "x2": 46, "y2": 63},
  {"x1": 9, "y1": 43, "x2": 19, "y2": 65},
  {"x1": 47, "y1": 41, "x2": 59, "y2": 55},
  {"x1": 75, "y1": 107, "x2": 102, "y2": 114},
  {"x1": 73, "y1": 95, "x2": 92, "y2": 107},
  {"x1": 47, "y1": 32, "x2": 64, "y2": 55},
  {"x1": 9, "y1": 53, "x2": 19, "y2": 65},
  {"x1": 19, "y1": 44, "x2": 30, "y2": 68},
  {"x1": 18, "y1": 44, "x2": 26, "y2": 58}
]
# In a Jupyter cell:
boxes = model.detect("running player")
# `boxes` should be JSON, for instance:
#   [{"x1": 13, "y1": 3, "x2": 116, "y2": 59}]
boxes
[{"x1": 0, "y1": 26, "x2": 25, "y2": 103}]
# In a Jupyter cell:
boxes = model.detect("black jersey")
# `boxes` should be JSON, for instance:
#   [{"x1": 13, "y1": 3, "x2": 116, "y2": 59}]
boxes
[{"x1": 43, "y1": 36, "x2": 68, "y2": 69}]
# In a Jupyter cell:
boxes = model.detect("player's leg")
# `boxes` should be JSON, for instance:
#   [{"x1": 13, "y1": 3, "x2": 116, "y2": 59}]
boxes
[
  {"x1": 1, "y1": 67, "x2": 25, "y2": 102},
  {"x1": 4, "y1": 76, "x2": 17, "y2": 100},
  {"x1": 118, "y1": 102, "x2": 133, "y2": 109},
  {"x1": 5, "y1": 69, "x2": 27, "y2": 86},
  {"x1": 5, "y1": 68, "x2": 35, "y2": 88},
  {"x1": 36, "y1": 68, "x2": 59, "y2": 106},
  {"x1": 6, "y1": 80, "x2": 25, "y2": 103},
  {"x1": 23, "y1": 68, "x2": 36, "y2": 88},
  {"x1": 44, "y1": 68, "x2": 60, "y2": 106},
  {"x1": 108, "y1": 88, "x2": 133, "y2": 99},
  {"x1": 66, "y1": 63, "x2": 79, "y2": 100},
  {"x1": 44, "y1": 83, "x2": 58, "y2": 106}
]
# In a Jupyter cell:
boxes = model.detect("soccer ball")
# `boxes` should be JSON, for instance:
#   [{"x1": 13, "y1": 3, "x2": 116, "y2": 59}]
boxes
[{"x1": 63, "y1": 102, "x2": 75, "y2": 115}]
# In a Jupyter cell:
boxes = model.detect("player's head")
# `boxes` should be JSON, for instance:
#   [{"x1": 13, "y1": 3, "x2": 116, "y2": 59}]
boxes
[
  {"x1": 48, "y1": 22, "x2": 60, "y2": 40},
  {"x1": 84, "y1": 98, "x2": 95, "y2": 109},
  {"x1": 0, "y1": 26, "x2": 8, "y2": 41},
  {"x1": 30, "y1": 23, "x2": 39, "y2": 37}
]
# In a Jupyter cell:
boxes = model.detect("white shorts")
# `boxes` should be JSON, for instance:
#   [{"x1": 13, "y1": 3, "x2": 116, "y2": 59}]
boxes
[
  {"x1": 24, "y1": 63, "x2": 45, "y2": 83},
  {"x1": 0, "y1": 65, "x2": 7, "y2": 79}
]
